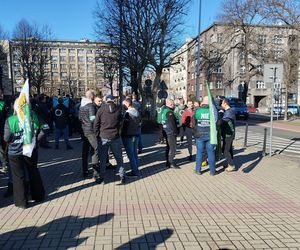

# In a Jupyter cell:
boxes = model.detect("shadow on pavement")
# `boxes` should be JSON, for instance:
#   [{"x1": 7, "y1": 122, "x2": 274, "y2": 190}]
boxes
[
  {"x1": 0, "y1": 213, "x2": 114, "y2": 249},
  {"x1": 115, "y1": 228, "x2": 173, "y2": 249}
]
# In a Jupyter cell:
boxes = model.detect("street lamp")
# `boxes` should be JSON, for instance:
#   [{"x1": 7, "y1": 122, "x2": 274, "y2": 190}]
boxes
[{"x1": 195, "y1": 0, "x2": 202, "y2": 101}]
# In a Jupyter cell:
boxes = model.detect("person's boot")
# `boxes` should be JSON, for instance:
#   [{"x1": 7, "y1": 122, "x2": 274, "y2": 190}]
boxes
[
  {"x1": 92, "y1": 165, "x2": 103, "y2": 184},
  {"x1": 3, "y1": 182, "x2": 13, "y2": 198}
]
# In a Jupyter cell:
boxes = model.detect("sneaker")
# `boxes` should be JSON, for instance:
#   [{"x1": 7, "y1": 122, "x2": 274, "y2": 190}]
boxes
[
  {"x1": 166, "y1": 162, "x2": 170, "y2": 168},
  {"x1": 126, "y1": 172, "x2": 139, "y2": 178},
  {"x1": 226, "y1": 165, "x2": 236, "y2": 172},
  {"x1": 194, "y1": 170, "x2": 202, "y2": 175},
  {"x1": 106, "y1": 163, "x2": 115, "y2": 169},
  {"x1": 66, "y1": 145, "x2": 73, "y2": 150},
  {"x1": 95, "y1": 176, "x2": 104, "y2": 184},
  {"x1": 119, "y1": 176, "x2": 125, "y2": 185},
  {"x1": 170, "y1": 163, "x2": 180, "y2": 169}
]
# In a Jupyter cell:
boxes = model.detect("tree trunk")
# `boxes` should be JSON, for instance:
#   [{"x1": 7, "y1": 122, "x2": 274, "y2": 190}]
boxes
[{"x1": 151, "y1": 67, "x2": 162, "y2": 119}]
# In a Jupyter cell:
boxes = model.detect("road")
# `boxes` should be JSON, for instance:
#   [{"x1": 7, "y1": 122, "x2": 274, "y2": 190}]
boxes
[{"x1": 236, "y1": 114, "x2": 300, "y2": 158}]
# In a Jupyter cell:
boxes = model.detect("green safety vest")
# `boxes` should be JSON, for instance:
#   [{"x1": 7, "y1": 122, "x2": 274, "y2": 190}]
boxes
[
  {"x1": 174, "y1": 105, "x2": 186, "y2": 126},
  {"x1": 193, "y1": 107, "x2": 210, "y2": 137},
  {"x1": 8, "y1": 113, "x2": 40, "y2": 134},
  {"x1": 156, "y1": 105, "x2": 166, "y2": 124},
  {"x1": 0, "y1": 101, "x2": 4, "y2": 112}
]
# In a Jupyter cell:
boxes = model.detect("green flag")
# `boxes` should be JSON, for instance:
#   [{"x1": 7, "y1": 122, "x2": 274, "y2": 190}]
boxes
[{"x1": 206, "y1": 81, "x2": 218, "y2": 145}]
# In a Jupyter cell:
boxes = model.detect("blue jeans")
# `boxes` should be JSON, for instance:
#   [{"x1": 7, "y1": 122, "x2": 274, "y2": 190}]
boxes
[
  {"x1": 138, "y1": 127, "x2": 143, "y2": 150},
  {"x1": 195, "y1": 137, "x2": 216, "y2": 174},
  {"x1": 122, "y1": 136, "x2": 139, "y2": 175},
  {"x1": 99, "y1": 137, "x2": 124, "y2": 178},
  {"x1": 55, "y1": 127, "x2": 70, "y2": 147}
]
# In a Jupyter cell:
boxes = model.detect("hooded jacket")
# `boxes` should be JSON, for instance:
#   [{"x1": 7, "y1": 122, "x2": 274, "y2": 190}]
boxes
[
  {"x1": 94, "y1": 101, "x2": 122, "y2": 140},
  {"x1": 79, "y1": 97, "x2": 97, "y2": 136},
  {"x1": 121, "y1": 107, "x2": 140, "y2": 137}
]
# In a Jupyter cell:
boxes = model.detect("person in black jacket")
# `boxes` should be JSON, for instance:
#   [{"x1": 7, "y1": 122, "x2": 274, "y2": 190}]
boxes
[
  {"x1": 94, "y1": 95, "x2": 124, "y2": 184},
  {"x1": 121, "y1": 97, "x2": 141, "y2": 177},
  {"x1": 79, "y1": 90, "x2": 102, "y2": 182},
  {"x1": 162, "y1": 99, "x2": 179, "y2": 169},
  {"x1": 53, "y1": 97, "x2": 72, "y2": 150},
  {"x1": 4, "y1": 100, "x2": 45, "y2": 209}
]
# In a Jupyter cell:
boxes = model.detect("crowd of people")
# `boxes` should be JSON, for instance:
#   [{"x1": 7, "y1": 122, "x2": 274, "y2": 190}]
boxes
[{"x1": 0, "y1": 88, "x2": 236, "y2": 209}]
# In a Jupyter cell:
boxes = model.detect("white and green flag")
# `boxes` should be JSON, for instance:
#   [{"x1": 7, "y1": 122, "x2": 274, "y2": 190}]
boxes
[
  {"x1": 206, "y1": 81, "x2": 218, "y2": 145},
  {"x1": 14, "y1": 79, "x2": 35, "y2": 157}
]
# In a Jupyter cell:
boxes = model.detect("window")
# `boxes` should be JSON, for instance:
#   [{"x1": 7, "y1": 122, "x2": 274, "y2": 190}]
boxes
[
  {"x1": 60, "y1": 64, "x2": 66, "y2": 70},
  {"x1": 256, "y1": 81, "x2": 265, "y2": 89},
  {"x1": 68, "y1": 49, "x2": 75, "y2": 53},
  {"x1": 51, "y1": 64, "x2": 58, "y2": 69},
  {"x1": 274, "y1": 49, "x2": 283, "y2": 59},
  {"x1": 87, "y1": 57, "x2": 94, "y2": 62},
  {"x1": 52, "y1": 72, "x2": 59, "y2": 78},
  {"x1": 79, "y1": 72, "x2": 85, "y2": 77},
  {"x1": 14, "y1": 63, "x2": 20, "y2": 68},
  {"x1": 87, "y1": 49, "x2": 93, "y2": 54},
  {"x1": 258, "y1": 35, "x2": 267, "y2": 44},
  {"x1": 87, "y1": 65, "x2": 94, "y2": 71},
  {"x1": 78, "y1": 49, "x2": 85, "y2": 53},
  {"x1": 240, "y1": 65, "x2": 246, "y2": 74},
  {"x1": 50, "y1": 48, "x2": 58, "y2": 53},
  {"x1": 274, "y1": 82, "x2": 281, "y2": 89},
  {"x1": 217, "y1": 33, "x2": 223, "y2": 43},
  {"x1": 60, "y1": 56, "x2": 66, "y2": 61},
  {"x1": 69, "y1": 64, "x2": 76, "y2": 70},
  {"x1": 61, "y1": 72, "x2": 67, "y2": 78},
  {"x1": 216, "y1": 66, "x2": 222, "y2": 74},
  {"x1": 216, "y1": 81, "x2": 223, "y2": 89},
  {"x1": 257, "y1": 65, "x2": 263, "y2": 73},
  {"x1": 69, "y1": 56, "x2": 75, "y2": 62},
  {"x1": 59, "y1": 48, "x2": 66, "y2": 53},
  {"x1": 273, "y1": 35, "x2": 283, "y2": 44},
  {"x1": 78, "y1": 56, "x2": 85, "y2": 62},
  {"x1": 51, "y1": 55, "x2": 58, "y2": 61},
  {"x1": 240, "y1": 51, "x2": 245, "y2": 59}
]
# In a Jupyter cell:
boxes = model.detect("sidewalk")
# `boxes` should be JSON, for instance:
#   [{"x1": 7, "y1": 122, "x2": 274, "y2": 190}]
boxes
[
  {"x1": 258, "y1": 118, "x2": 300, "y2": 133},
  {"x1": 0, "y1": 134, "x2": 299, "y2": 249}
]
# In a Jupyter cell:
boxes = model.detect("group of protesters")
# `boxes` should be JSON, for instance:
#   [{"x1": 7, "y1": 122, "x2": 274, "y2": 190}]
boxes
[
  {"x1": 156, "y1": 95, "x2": 236, "y2": 176},
  {"x1": 0, "y1": 86, "x2": 236, "y2": 209}
]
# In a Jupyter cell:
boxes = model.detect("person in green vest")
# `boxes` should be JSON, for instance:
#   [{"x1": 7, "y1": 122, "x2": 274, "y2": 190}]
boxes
[
  {"x1": 156, "y1": 98, "x2": 166, "y2": 144},
  {"x1": 4, "y1": 99, "x2": 45, "y2": 209},
  {"x1": 0, "y1": 89, "x2": 8, "y2": 173},
  {"x1": 193, "y1": 96, "x2": 218, "y2": 176},
  {"x1": 174, "y1": 96, "x2": 186, "y2": 144},
  {"x1": 162, "y1": 98, "x2": 180, "y2": 169}
]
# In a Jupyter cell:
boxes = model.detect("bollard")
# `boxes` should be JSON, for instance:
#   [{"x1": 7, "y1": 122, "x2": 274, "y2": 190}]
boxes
[
  {"x1": 262, "y1": 128, "x2": 267, "y2": 156},
  {"x1": 244, "y1": 122, "x2": 248, "y2": 147}
]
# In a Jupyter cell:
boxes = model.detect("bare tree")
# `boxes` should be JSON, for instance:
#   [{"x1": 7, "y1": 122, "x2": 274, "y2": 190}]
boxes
[
  {"x1": 148, "y1": 0, "x2": 191, "y2": 112},
  {"x1": 0, "y1": 25, "x2": 9, "y2": 91},
  {"x1": 95, "y1": 45, "x2": 119, "y2": 96},
  {"x1": 263, "y1": 0, "x2": 300, "y2": 119},
  {"x1": 12, "y1": 19, "x2": 52, "y2": 94},
  {"x1": 217, "y1": 0, "x2": 271, "y2": 102},
  {"x1": 94, "y1": 0, "x2": 152, "y2": 98}
]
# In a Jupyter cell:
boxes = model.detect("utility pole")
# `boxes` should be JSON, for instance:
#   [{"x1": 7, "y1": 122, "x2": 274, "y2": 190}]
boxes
[
  {"x1": 118, "y1": 0, "x2": 123, "y2": 105},
  {"x1": 195, "y1": 0, "x2": 202, "y2": 101}
]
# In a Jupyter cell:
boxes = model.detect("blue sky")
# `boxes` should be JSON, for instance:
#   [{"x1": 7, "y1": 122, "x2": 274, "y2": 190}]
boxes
[{"x1": 0, "y1": 0, "x2": 221, "y2": 41}]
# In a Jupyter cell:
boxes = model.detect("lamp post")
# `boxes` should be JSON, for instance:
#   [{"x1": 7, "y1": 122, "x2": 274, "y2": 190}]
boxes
[
  {"x1": 118, "y1": 0, "x2": 124, "y2": 105},
  {"x1": 195, "y1": 0, "x2": 202, "y2": 101}
]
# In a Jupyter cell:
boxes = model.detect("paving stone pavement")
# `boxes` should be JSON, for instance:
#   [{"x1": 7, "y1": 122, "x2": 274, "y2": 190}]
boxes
[{"x1": 0, "y1": 133, "x2": 299, "y2": 250}]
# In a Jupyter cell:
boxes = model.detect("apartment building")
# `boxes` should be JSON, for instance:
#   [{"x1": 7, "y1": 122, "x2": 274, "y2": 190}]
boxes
[
  {"x1": 169, "y1": 39, "x2": 190, "y2": 101},
  {"x1": 183, "y1": 23, "x2": 300, "y2": 109},
  {"x1": 1, "y1": 39, "x2": 118, "y2": 97}
]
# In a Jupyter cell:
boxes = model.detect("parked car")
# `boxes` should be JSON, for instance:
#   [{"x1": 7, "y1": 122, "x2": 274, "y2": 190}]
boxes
[
  {"x1": 247, "y1": 105, "x2": 259, "y2": 113},
  {"x1": 273, "y1": 104, "x2": 300, "y2": 116},
  {"x1": 215, "y1": 97, "x2": 249, "y2": 119}
]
